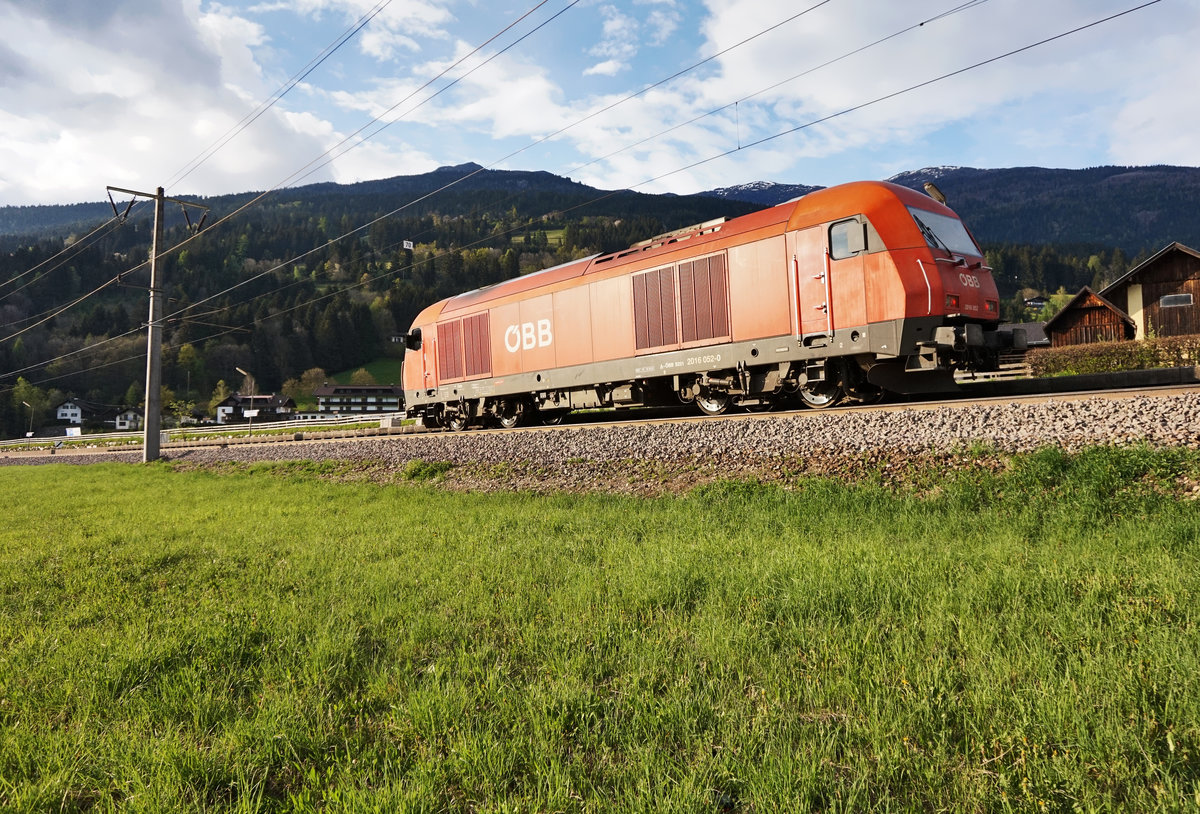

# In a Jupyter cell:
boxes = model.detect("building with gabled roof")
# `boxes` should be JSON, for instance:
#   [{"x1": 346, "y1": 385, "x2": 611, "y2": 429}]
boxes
[
  {"x1": 56, "y1": 398, "x2": 98, "y2": 425},
  {"x1": 1101, "y1": 242, "x2": 1200, "y2": 339},
  {"x1": 214, "y1": 394, "x2": 296, "y2": 424},
  {"x1": 1042, "y1": 287, "x2": 1135, "y2": 347},
  {"x1": 312, "y1": 384, "x2": 404, "y2": 415}
]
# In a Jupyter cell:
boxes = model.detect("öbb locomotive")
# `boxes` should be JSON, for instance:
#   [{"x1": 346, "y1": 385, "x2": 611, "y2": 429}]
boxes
[{"x1": 400, "y1": 180, "x2": 1017, "y2": 429}]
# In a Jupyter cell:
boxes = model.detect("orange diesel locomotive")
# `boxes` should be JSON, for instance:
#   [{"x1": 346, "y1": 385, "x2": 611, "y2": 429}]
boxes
[{"x1": 401, "y1": 180, "x2": 1013, "y2": 429}]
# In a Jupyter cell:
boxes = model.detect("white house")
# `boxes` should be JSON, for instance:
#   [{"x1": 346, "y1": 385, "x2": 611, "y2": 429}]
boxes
[
  {"x1": 56, "y1": 399, "x2": 87, "y2": 424},
  {"x1": 115, "y1": 409, "x2": 141, "y2": 431}
]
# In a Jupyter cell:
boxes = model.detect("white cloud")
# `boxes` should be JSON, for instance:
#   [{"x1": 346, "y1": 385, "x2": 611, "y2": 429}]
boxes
[
  {"x1": 0, "y1": 0, "x2": 1196, "y2": 209},
  {"x1": 641, "y1": 6, "x2": 681, "y2": 46},
  {"x1": 583, "y1": 59, "x2": 625, "y2": 77},
  {"x1": 242, "y1": 0, "x2": 454, "y2": 61},
  {"x1": 0, "y1": 0, "x2": 333, "y2": 204}
]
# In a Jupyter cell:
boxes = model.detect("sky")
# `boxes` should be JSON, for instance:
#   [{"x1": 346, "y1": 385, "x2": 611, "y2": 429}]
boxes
[{"x1": 0, "y1": 0, "x2": 1196, "y2": 207}]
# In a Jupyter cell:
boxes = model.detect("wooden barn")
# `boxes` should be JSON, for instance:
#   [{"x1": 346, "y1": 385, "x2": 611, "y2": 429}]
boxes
[
  {"x1": 1101, "y1": 242, "x2": 1200, "y2": 339},
  {"x1": 1042, "y1": 287, "x2": 1135, "y2": 348}
]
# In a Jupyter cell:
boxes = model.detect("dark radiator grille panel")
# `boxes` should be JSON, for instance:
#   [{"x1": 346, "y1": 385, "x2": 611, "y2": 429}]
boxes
[
  {"x1": 633, "y1": 266, "x2": 677, "y2": 350},
  {"x1": 437, "y1": 320, "x2": 464, "y2": 380},
  {"x1": 463, "y1": 313, "x2": 491, "y2": 377},
  {"x1": 679, "y1": 253, "x2": 729, "y2": 343},
  {"x1": 709, "y1": 253, "x2": 730, "y2": 338}
]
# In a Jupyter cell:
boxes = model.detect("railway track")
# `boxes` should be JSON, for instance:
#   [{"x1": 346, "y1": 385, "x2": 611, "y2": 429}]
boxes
[{"x1": 7, "y1": 368, "x2": 1198, "y2": 464}]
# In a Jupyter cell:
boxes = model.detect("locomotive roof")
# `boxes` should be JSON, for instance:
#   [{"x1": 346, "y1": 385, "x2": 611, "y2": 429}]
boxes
[{"x1": 438, "y1": 180, "x2": 950, "y2": 316}]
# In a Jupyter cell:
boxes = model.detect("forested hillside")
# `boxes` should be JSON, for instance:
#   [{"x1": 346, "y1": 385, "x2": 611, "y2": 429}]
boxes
[{"x1": 2, "y1": 162, "x2": 1195, "y2": 438}]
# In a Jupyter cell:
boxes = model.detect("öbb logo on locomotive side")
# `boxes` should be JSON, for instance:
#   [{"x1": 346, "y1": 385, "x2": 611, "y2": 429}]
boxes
[
  {"x1": 504, "y1": 319, "x2": 553, "y2": 353},
  {"x1": 958, "y1": 272, "x2": 981, "y2": 288}
]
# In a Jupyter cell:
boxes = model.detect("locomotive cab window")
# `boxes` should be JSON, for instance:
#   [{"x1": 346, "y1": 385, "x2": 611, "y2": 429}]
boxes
[
  {"x1": 404, "y1": 328, "x2": 422, "y2": 350},
  {"x1": 1160, "y1": 293, "x2": 1194, "y2": 308},
  {"x1": 829, "y1": 219, "x2": 866, "y2": 260},
  {"x1": 907, "y1": 206, "x2": 982, "y2": 257}
]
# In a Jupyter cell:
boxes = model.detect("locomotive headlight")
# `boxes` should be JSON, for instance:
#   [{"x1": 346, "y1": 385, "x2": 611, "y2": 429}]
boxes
[
  {"x1": 945, "y1": 294, "x2": 960, "y2": 309},
  {"x1": 985, "y1": 300, "x2": 998, "y2": 313}
]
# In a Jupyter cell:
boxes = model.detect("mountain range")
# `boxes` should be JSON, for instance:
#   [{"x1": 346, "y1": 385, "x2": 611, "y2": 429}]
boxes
[
  {"x1": 704, "y1": 165, "x2": 1200, "y2": 254},
  {"x1": 3, "y1": 163, "x2": 1199, "y2": 255}
]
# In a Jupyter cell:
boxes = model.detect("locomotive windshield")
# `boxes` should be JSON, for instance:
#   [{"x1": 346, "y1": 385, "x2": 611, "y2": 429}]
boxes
[{"x1": 907, "y1": 207, "x2": 981, "y2": 257}]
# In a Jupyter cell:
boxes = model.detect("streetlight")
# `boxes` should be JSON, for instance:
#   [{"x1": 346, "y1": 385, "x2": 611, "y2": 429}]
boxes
[
  {"x1": 235, "y1": 367, "x2": 256, "y2": 437},
  {"x1": 21, "y1": 401, "x2": 33, "y2": 438}
]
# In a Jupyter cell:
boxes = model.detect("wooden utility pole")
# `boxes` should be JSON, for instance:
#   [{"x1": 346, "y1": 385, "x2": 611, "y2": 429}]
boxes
[
  {"x1": 145, "y1": 187, "x2": 165, "y2": 462},
  {"x1": 106, "y1": 186, "x2": 208, "y2": 462}
]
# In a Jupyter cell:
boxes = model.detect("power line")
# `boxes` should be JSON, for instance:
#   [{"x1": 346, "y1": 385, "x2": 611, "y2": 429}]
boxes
[
  {"x1": 173, "y1": 0, "x2": 1165, "y2": 343},
  {"x1": 150, "y1": 0, "x2": 575, "y2": 321},
  {"x1": 0, "y1": 1, "x2": 566, "y2": 365},
  {"x1": 0, "y1": 0, "x2": 1161, "y2": 395},
  {"x1": 0, "y1": 215, "x2": 123, "y2": 298},
  {"x1": 106, "y1": 0, "x2": 566, "y2": 321},
  {"x1": 1, "y1": 2, "x2": 583, "y2": 396},
  {"x1": 0, "y1": 276, "x2": 124, "y2": 346},
  {"x1": 567, "y1": 0, "x2": 991, "y2": 178},
  {"x1": 638, "y1": 0, "x2": 1165, "y2": 189},
  {"x1": 4, "y1": 0, "x2": 981, "y2": 348},
  {"x1": 165, "y1": 0, "x2": 396, "y2": 190},
  {"x1": 159, "y1": 0, "x2": 831, "y2": 325},
  {"x1": 259, "y1": 0, "x2": 574, "y2": 192},
  {"x1": 0, "y1": 1, "x2": 394, "y2": 340}
]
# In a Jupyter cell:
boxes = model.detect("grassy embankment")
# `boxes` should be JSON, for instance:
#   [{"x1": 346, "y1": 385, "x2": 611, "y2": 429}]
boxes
[
  {"x1": 1, "y1": 448, "x2": 1198, "y2": 812},
  {"x1": 331, "y1": 358, "x2": 404, "y2": 386}
]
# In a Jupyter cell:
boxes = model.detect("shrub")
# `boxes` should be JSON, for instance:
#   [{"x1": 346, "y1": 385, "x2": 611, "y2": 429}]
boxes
[{"x1": 1028, "y1": 333, "x2": 1200, "y2": 376}]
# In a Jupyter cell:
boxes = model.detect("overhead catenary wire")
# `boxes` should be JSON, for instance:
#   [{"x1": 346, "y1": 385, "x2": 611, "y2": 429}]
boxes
[
  {"x1": 166, "y1": 0, "x2": 1164, "y2": 348},
  {"x1": 1, "y1": 1, "x2": 403, "y2": 341},
  {"x1": 158, "y1": 0, "x2": 835, "y2": 327},
  {"x1": 0, "y1": 215, "x2": 124, "y2": 301},
  {"x1": 0, "y1": 0, "x2": 1164, "y2": 394},
  {"x1": 0, "y1": 1, "x2": 577, "y2": 382},
  {"x1": 165, "y1": 0, "x2": 396, "y2": 190},
  {"x1": 0, "y1": 0, "x2": 568, "y2": 363},
  {"x1": 566, "y1": 0, "x2": 991, "y2": 178}
]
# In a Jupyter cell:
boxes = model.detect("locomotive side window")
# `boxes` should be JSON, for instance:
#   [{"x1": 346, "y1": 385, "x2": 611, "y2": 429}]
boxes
[{"x1": 829, "y1": 219, "x2": 866, "y2": 260}]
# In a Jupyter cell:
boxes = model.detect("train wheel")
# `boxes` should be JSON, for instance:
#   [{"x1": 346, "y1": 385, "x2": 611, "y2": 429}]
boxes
[
  {"x1": 847, "y1": 387, "x2": 885, "y2": 405},
  {"x1": 742, "y1": 398, "x2": 777, "y2": 413},
  {"x1": 447, "y1": 413, "x2": 469, "y2": 432},
  {"x1": 539, "y1": 409, "x2": 569, "y2": 426},
  {"x1": 799, "y1": 380, "x2": 843, "y2": 409},
  {"x1": 695, "y1": 390, "x2": 730, "y2": 416},
  {"x1": 495, "y1": 400, "x2": 524, "y2": 430},
  {"x1": 842, "y1": 364, "x2": 884, "y2": 405}
]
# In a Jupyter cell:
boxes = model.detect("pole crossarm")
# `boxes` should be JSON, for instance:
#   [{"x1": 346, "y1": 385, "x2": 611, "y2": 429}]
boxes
[{"x1": 106, "y1": 186, "x2": 210, "y2": 212}]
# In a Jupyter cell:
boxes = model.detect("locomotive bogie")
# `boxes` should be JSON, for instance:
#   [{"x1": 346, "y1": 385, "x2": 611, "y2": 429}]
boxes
[{"x1": 402, "y1": 181, "x2": 1011, "y2": 425}]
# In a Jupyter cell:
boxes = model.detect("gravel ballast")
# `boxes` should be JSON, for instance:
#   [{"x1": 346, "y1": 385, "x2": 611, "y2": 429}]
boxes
[{"x1": 6, "y1": 392, "x2": 1200, "y2": 493}]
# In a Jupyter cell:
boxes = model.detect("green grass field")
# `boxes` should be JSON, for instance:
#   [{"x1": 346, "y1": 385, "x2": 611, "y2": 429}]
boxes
[
  {"x1": 1, "y1": 448, "x2": 1198, "y2": 812},
  {"x1": 330, "y1": 358, "x2": 404, "y2": 386}
]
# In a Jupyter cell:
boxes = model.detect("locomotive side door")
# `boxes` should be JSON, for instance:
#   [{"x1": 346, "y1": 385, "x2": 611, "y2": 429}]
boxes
[
  {"x1": 421, "y1": 328, "x2": 437, "y2": 392},
  {"x1": 788, "y1": 226, "x2": 832, "y2": 339},
  {"x1": 401, "y1": 326, "x2": 433, "y2": 396},
  {"x1": 826, "y1": 218, "x2": 868, "y2": 333}
]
